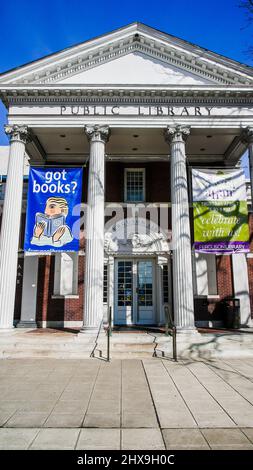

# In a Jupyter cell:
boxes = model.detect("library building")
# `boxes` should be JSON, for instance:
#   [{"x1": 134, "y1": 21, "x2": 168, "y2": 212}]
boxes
[{"x1": 0, "y1": 22, "x2": 253, "y2": 337}]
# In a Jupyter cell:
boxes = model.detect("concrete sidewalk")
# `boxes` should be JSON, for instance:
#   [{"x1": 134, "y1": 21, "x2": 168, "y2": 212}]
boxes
[{"x1": 0, "y1": 358, "x2": 253, "y2": 449}]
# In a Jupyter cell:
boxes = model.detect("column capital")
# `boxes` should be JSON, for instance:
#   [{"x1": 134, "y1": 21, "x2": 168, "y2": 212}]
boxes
[
  {"x1": 4, "y1": 124, "x2": 31, "y2": 144},
  {"x1": 241, "y1": 126, "x2": 253, "y2": 144},
  {"x1": 84, "y1": 125, "x2": 110, "y2": 143},
  {"x1": 164, "y1": 125, "x2": 191, "y2": 144}
]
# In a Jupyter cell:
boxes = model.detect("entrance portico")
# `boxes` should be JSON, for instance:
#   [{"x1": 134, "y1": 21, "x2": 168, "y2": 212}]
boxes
[{"x1": 0, "y1": 23, "x2": 253, "y2": 331}]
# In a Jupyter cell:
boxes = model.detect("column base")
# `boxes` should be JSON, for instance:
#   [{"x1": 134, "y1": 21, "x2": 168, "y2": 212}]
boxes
[
  {"x1": 175, "y1": 326, "x2": 198, "y2": 334},
  {"x1": 16, "y1": 321, "x2": 37, "y2": 329},
  {"x1": 78, "y1": 325, "x2": 100, "y2": 335}
]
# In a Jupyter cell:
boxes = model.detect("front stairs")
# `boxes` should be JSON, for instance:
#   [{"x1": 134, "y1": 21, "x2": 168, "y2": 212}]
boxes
[
  {"x1": 0, "y1": 327, "x2": 170, "y2": 359},
  {"x1": 0, "y1": 326, "x2": 253, "y2": 359}
]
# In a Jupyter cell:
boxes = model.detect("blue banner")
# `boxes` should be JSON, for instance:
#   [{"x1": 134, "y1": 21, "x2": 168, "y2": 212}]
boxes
[{"x1": 24, "y1": 167, "x2": 83, "y2": 252}]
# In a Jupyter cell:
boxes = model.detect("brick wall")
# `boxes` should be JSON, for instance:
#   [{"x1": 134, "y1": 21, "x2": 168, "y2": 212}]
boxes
[
  {"x1": 105, "y1": 161, "x2": 170, "y2": 202},
  {"x1": 247, "y1": 258, "x2": 253, "y2": 315},
  {"x1": 36, "y1": 254, "x2": 84, "y2": 325},
  {"x1": 216, "y1": 255, "x2": 234, "y2": 299},
  {"x1": 2, "y1": 162, "x2": 253, "y2": 326}
]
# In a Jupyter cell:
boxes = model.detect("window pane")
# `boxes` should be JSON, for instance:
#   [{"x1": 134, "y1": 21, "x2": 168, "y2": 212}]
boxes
[
  {"x1": 117, "y1": 261, "x2": 132, "y2": 306},
  {"x1": 163, "y1": 265, "x2": 169, "y2": 304},
  {"x1": 126, "y1": 170, "x2": 144, "y2": 202},
  {"x1": 103, "y1": 264, "x2": 108, "y2": 303}
]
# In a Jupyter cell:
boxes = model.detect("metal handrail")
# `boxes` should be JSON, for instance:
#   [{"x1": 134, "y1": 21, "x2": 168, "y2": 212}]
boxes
[
  {"x1": 164, "y1": 305, "x2": 177, "y2": 362},
  {"x1": 90, "y1": 318, "x2": 104, "y2": 358},
  {"x1": 105, "y1": 306, "x2": 112, "y2": 362}
]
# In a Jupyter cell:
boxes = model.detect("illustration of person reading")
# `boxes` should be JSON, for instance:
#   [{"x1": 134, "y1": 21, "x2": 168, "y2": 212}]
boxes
[{"x1": 31, "y1": 197, "x2": 73, "y2": 247}]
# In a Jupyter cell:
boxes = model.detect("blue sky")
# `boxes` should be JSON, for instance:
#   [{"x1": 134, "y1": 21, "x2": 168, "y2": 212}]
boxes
[{"x1": 0, "y1": 0, "x2": 252, "y2": 172}]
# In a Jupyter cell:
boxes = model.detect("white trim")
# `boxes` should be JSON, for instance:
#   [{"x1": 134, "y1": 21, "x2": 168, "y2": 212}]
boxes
[
  {"x1": 53, "y1": 252, "x2": 79, "y2": 296},
  {"x1": 39, "y1": 321, "x2": 82, "y2": 328},
  {"x1": 114, "y1": 257, "x2": 156, "y2": 325},
  {"x1": 51, "y1": 295, "x2": 79, "y2": 299},
  {"x1": 195, "y1": 320, "x2": 223, "y2": 328}
]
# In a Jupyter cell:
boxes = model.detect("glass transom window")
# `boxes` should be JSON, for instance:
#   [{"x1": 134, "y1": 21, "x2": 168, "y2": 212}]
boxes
[{"x1": 125, "y1": 169, "x2": 145, "y2": 202}]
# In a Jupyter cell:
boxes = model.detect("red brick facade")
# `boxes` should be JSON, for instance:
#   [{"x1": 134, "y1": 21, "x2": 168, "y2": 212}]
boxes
[
  {"x1": 216, "y1": 255, "x2": 234, "y2": 300},
  {"x1": 35, "y1": 254, "x2": 85, "y2": 325},
  {"x1": 1, "y1": 161, "x2": 252, "y2": 326}
]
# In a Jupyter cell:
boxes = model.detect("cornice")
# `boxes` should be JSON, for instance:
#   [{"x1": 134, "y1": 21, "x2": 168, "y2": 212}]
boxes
[
  {"x1": 1, "y1": 86, "x2": 253, "y2": 107},
  {"x1": 33, "y1": 41, "x2": 234, "y2": 86},
  {"x1": 1, "y1": 31, "x2": 253, "y2": 88}
]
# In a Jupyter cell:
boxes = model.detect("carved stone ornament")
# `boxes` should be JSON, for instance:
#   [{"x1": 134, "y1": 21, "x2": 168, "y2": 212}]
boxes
[
  {"x1": 104, "y1": 230, "x2": 171, "y2": 255},
  {"x1": 4, "y1": 124, "x2": 31, "y2": 144},
  {"x1": 164, "y1": 125, "x2": 191, "y2": 144},
  {"x1": 85, "y1": 125, "x2": 110, "y2": 143},
  {"x1": 242, "y1": 126, "x2": 253, "y2": 145}
]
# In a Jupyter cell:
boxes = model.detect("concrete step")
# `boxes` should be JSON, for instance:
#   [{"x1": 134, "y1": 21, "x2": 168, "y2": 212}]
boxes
[
  {"x1": 1, "y1": 329, "x2": 253, "y2": 359},
  {"x1": 0, "y1": 349, "x2": 92, "y2": 359}
]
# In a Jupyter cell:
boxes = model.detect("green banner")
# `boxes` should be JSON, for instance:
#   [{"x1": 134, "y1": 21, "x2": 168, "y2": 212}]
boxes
[{"x1": 192, "y1": 169, "x2": 249, "y2": 253}]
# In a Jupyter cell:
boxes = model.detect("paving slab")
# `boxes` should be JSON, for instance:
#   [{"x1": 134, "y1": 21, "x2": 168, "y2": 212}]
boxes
[
  {"x1": 0, "y1": 358, "x2": 253, "y2": 450},
  {"x1": 52, "y1": 400, "x2": 89, "y2": 414},
  {"x1": 84, "y1": 361, "x2": 121, "y2": 429},
  {"x1": 201, "y1": 428, "x2": 253, "y2": 450},
  {"x1": 122, "y1": 360, "x2": 158, "y2": 428},
  {"x1": 122, "y1": 411, "x2": 158, "y2": 428},
  {"x1": 122, "y1": 428, "x2": 165, "y2": 450},
  {"x1": 0, "y1": 428, "x2": 39, "y2": 449},
  {"x1": 29, "y1": 428, "x2": 80, "y2": 450},
  {"x1": 16, "y1": 401, "x2": 56, "y2": 413},
  {"x1": 83, "y1": 413, "x2": 121, "y2": 428},
  {"x1": 163, "y1": 361, "x2": 236, "y2": 427},
  {"x1": 5, "y1": 411, "x2": 49, "y2": 428},
  {"x1": 207, "y1": 360, "x2": 253, "y2": 404},
  {"x1": 185, "y1": 361, "x2": 253, "y2": 427},
  {"x1": 241, "y1": 428, "x2": 253, "y2": 443},
  {"x1": 143, "y1": 360, "x2": 197, "y2": 428},
  {"x1": 44, "y1": 413, "x2": 84, "y2": 428},
  {"x1": 162, "y1": 428, "x2": 210, "y2": 450},
  {"x1": 76, "y1": 428, "x2": 120, "y2": 450}
]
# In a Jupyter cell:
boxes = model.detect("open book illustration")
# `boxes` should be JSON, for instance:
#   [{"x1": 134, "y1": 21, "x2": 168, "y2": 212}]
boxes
[{"x1": 35, "y1": 212, "x2": 66, "y2": 237}]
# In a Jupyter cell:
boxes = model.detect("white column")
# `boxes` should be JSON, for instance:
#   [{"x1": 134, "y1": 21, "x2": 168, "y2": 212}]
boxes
[
  {"x1": 245, "y1": 127, "x2": 253, "y2": 206},
  {"x1": 17, "y1": 255, "x2": 38, "y2": 328},
  {"x1": 0, "y1": 125, "x2": 30, "y2": 329},
  {"x1": 165, "y1": 125, "x2": 195, "y2": 330},
  {"x1": 81, "y1": 125, "x2": 110, "y2": 332}
]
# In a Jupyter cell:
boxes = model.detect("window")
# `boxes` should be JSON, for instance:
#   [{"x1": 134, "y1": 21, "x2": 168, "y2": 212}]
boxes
[
  {"x1": 195, "y1": 253, "x2": 218, "y2": 296},
  {"x1": 124, "y1": 169, "x2": 145, "y2": 202},
  {"x1": 117, "y1": 260, "x2": 132, "y2": 306},
  {"x1": 54, "y1": 253, "x2": 78, "y2": 296},
  {"x1": 162, "y1": 265, "x2": 169, "y2": 303},
  {"x1": 103, "y1": 264, "x2": 108, "y2": 303}
]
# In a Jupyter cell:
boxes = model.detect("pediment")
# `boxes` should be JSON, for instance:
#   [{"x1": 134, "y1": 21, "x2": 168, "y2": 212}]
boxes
[
  {"x1": 1, "y1": 23, "x2": 253, "y2": 87},
  {"x1": 58, "y1": 52, "x2": 212, "y2": 85}
]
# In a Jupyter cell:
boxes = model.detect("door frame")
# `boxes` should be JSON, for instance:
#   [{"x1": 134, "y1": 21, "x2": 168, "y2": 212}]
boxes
[{"x1": 114, "y1": 257, "x2": 157, "y2": 326}]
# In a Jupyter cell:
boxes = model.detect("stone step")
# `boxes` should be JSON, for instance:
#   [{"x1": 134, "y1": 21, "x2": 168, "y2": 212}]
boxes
[
  {"x1": 0, "y1": 349, "x2": 92, "y2": 359},
  {"x1": 1, "y1": 329, "x2": 253, "y2": 359}
]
